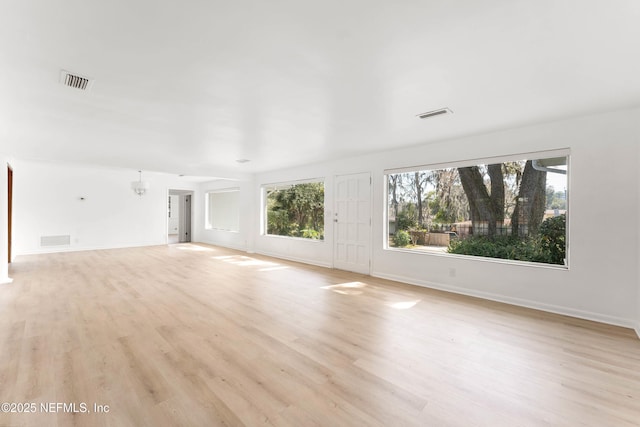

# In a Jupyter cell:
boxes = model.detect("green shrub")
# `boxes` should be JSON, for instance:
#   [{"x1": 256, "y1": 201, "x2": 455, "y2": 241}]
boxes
[
  {"x1": 393, "y1": 230, "x2": 411, "y2": 247},
  {"x1": 537, "y1": 214, "x2": 566, "y2": 265},
  {"x1": 447, "y1": 235, "x2": 545, "y2": 263},
  {"x1": 301, "y1": 228, "x2": 322, "y2": 240},
  {"x1": 447, "y1": 221, "x2": 566, "y2": 266}
]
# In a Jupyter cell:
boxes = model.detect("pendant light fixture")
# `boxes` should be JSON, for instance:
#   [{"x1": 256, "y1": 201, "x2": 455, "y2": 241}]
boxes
[{"x1": 131, "y1": 170, "x2": 149, "y2": 196}]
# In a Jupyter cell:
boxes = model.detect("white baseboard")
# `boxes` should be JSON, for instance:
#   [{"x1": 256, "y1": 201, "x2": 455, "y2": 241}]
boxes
[
  {"x1": 372, "y1": 271, "x2": 638, "y2": 331},
  {"x1": 195, "y1": 241, "x2": 331, "y2": 268},
  {"x1": 195, "y1": 240, "x2": 247, "y2": 253},
  {"x1": 0, "y1": 276, "x2": 13, "y2": 284},
  {"x1": 254, "y1": 250, "x2": 332, "y2": 269},
  {"x1": 14, "y1": 241, "x2": 165, "y2": 256}
]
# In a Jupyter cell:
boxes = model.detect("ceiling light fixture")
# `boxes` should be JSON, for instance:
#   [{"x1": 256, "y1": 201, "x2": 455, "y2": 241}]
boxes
[
  {"x1": 236, "y1": 159, "x2": 251, "y2": 164},
  {"x1": 417, "y1": 107, "x2": 453, "y2": 119},
  {"x1": 131, "y1": 170, "x2": 149, "y2": 196}
]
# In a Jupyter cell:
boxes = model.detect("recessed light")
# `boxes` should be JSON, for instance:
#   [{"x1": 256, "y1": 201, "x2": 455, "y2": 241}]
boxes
[
  {"x1": 417, "y1": 107, "x2": 453, "y2": 119},
  {"x1": 236, "y1": 159, "x2": 251, "y2": 164}
]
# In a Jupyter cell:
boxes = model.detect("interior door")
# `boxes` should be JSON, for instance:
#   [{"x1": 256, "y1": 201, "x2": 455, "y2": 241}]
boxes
[
  {"x1": 333, "y1": 172, "x2": 371, "y2": 274},
  {"x1": 182, "y1": 194, "x2": 192, "y2": 242}
]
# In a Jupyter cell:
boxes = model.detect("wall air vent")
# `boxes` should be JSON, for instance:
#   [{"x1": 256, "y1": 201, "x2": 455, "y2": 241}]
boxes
[
  {"x1": 60, "y1": 70, "x2": 93, "y2": 91},
  {"x1": 417, "y1": 107, "x2": 453, "y2": 119},
  {"x1": 40, "y1": 235, "x2": 71, "y2": 247}
]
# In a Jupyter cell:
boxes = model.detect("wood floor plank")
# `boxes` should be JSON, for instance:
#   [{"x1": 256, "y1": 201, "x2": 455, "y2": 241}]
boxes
[{"x1": 1, "y1": 243, "x2": 639, "y2": 426}]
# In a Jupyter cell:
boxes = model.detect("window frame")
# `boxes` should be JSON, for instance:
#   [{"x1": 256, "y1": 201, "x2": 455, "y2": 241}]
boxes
[
  {"x1": 205, "y1": 187, "x2": 240, "y2": 232},
  {"x1": 383, "y1": 149, "x2": 570, "y2": 269},
  {"x1": 261, "y1": 178, "x2": 326, "y2": 242}
]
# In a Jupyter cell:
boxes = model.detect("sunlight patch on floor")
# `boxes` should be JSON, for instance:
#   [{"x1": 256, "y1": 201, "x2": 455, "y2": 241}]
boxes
[
  {"x1": 321, "y1": 281, "x2": 368, "y2": 295},
  {"x1": 386, "y1": 300, "x2": 421, "y2": 309},
  {"x1": 212, "y1": 255, "x2": 287, "y2": 269}
]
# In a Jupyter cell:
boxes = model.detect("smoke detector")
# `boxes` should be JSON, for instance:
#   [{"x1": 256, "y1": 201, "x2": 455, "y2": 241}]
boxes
[
  {"x1": 417, "y1": 107, "x2": 453, "y2": 119},
  {"x1": 60, "y1": 70, "x2": 93, "y2": 91}
]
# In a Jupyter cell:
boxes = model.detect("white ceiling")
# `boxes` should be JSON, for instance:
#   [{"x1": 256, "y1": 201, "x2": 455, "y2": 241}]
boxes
[{"x1": 1, "y1": 1, "x2": 639, "y2": 179}]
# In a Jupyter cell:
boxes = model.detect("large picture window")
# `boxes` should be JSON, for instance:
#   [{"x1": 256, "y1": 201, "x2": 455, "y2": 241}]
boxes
[
  {"x1": 264, "y1": 181, "x2": 325, "y2": 240},
  {"x1": 386, "y1": 151, "x2": 568, "y2": 266},
  {"x1": 206, "y1": 189, "x2": 240, "y2": 232}
]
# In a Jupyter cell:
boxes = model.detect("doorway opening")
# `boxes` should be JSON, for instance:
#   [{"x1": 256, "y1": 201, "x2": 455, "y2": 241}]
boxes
[{"x1": 168, "y1": 190, "x2": 193, "y2": 244}]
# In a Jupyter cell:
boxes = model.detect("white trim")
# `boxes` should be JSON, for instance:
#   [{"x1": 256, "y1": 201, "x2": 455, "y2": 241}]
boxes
[
  {"x1": 17, "y1": 240, "x2": 248, "y2": 256},
  {"x1": 383, "y1": 246, "x2": 569, "y2": 270},
  {"x1": 635, "y1": 323, "x2": 640, "y2": 340},
  {"x1": 254, "y1": 250, "x2": 332, "y2": 269},
  {"x1": 196, "y1": 239, "x2": 247, "y2": 253},
  {"x1": 261, "y1": 177, "x2": 325, "y2": 189},
  {"x1": 384, "y1": 148, "x2": 570, "y2": 175},
  {"x1": 0, "y1": 277, "x2": 13, "y2": 284},
  {"x1": 372, "y1": 270, "x2": 638, "y2": 331},
  {"x1": 204, "y1": 187, "x2": 240, "y2": 194},
  {"x1": 14, "y1": 242, "x2": 167, "y2": 256},
  {"x1": 261, "y1": 234, "x2": 326, "y2": 243}
]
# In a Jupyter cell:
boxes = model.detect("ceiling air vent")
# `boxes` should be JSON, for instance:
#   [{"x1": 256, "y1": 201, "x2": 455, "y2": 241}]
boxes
[
  {"x1": 60, "y1": 70, "x2": 93, "y2": 91},
  {"x1": 417, "y1": 107, "x2": 453, "y2": 119}
]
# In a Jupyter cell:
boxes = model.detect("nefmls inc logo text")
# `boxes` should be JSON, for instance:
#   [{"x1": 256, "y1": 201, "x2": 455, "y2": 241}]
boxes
[{"x1": 41, "y1": 402, "x2": 89, "y2": 413}]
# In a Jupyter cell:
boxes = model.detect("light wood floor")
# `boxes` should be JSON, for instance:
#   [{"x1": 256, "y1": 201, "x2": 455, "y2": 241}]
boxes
[{"x1": 1, "y1": 244, "x2": 639, "y2": 427}]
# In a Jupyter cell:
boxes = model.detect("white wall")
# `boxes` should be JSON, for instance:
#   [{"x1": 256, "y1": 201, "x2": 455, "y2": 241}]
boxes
[
  {"x1": 243, "y1": 108, "x2": 640, "y2": 329},
  {"x1": 12, "y1": 160, "x2": 199, "y2": 254}
]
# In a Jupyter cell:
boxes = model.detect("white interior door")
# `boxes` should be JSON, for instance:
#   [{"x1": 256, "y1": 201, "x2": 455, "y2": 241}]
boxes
[{"x1": 334, "y1": 172, "x2": 371, "y2": 274}]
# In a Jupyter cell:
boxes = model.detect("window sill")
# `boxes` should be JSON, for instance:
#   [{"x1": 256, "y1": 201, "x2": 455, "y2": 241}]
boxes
[
  {"x1": 383, "y1": 246, "x2": 569, "y2": 270},
  {"x1": 262, "y1": 234, "x2": 325, "y2": 243}
]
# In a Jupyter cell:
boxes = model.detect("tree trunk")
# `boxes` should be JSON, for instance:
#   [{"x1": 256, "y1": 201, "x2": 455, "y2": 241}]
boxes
[
  {"x1": 414, "y1": 172, "x2": 424, "y2": 227},
  {"x1": 389, "y1": 175, "x2": 399, "y2": 219},
  {"x1": 487, "y1": 164, "x2": 505, "y2": 232},
  {"x1": 511, "y1": 160, "x2": 547, "y2": 237},
  {"x1": 458, "y1": 164, "x2": 504, "y2": 236},
  {"x1": 458, "y1": 165, "x2": 504, "y2": 236}
]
